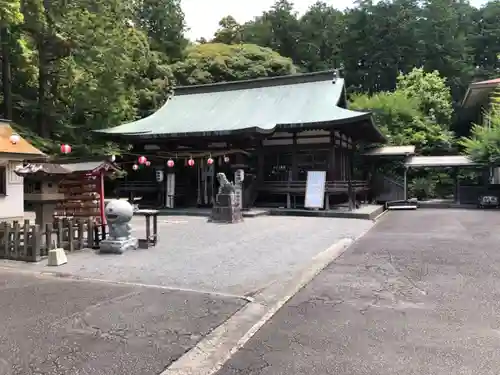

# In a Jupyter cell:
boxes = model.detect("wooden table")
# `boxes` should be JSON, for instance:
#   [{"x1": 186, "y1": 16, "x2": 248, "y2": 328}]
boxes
[{"x1": 134, "y1": 209, "x2": 159, "y2": 248}]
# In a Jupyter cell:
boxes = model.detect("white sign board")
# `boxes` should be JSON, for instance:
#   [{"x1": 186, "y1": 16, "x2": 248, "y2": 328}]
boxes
[{"x1": 305, "y1": 171, "x2": 326, "y2": 209}]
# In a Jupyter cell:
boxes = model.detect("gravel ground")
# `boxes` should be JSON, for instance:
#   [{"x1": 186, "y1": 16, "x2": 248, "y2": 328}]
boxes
[
  {"x1": 5, "y1": 216, "x2": 373, "y2": 296},
  {"x1": 215, "y1": 209, "x2": 500, "y2": 375},
  {"x1": 0, "y1": 269, "x2": 246, "y2": 375}
]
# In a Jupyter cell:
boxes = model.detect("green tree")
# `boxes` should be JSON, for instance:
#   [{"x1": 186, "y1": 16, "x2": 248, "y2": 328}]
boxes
[
  {"x1": 170, "y1": 43, "x2": 297, "y2": 85},
  {"x1": 298, "y1": 2, "x2": 344, "y2": 72},
  {"x1": 241, "y1": 0, "x2": 302, "y2": 64},
  {"x1": 213, "y1": 16, "x2": 243, "y2": 45},
  {"x1": 0, "y1": 0, "x2": 23, "y2": 119},
  {"x1": 459, "y1": 109, "x2": 500, "y2": 165},
  {"x1": 396, "y1": 67, "x2": 453, "y2": 126},
  {"x1": 134, "y1": 0, "x2": 187, "y2": 61},
  {"x1": 350, "y1": 91, "x2": 454, "y2": 154},
  {"x1": 419, "y1": 0, "x2": 475, "y2": 101},
  {"x1": 470, "y1": 1, "x2": 500, "y2": 80}
]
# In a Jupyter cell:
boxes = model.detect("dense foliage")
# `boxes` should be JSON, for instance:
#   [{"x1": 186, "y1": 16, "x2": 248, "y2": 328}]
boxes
[{"x1": 0, "y1": 0, "x2": 499, "y2": 166}]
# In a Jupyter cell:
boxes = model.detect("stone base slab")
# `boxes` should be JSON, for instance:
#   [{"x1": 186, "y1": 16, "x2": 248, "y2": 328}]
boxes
[{"x1": 99, "y1": 237, "x2": 139, "y2": 254}]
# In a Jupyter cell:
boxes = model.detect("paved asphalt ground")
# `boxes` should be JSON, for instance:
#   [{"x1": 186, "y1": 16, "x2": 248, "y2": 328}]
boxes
[
  {"x1": 215, "y1": 209, "x2": 500, "y2": 375},
  {"x1": 7, "y1": 216, "x2": 372, "y2": 296},
  {"x1": 0, "y1": 215, "x2": 371, "y2": 375},
  {"x1": 0, "y1": 269, "x2": 246, "y2": 375}
]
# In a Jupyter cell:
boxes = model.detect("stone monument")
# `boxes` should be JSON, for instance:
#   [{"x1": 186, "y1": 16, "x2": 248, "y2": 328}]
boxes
[
  {"x1": 99, "y1": 199, "x2": 139, "y2": 254},
  {"x1": 210, "y1": 173, "x2": 243, "y2": 223}
]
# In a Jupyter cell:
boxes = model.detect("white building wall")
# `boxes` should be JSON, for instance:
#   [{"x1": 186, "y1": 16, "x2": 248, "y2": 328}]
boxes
[{"x1": 0, "y1": 157, "x2": 24, "y2": 221}]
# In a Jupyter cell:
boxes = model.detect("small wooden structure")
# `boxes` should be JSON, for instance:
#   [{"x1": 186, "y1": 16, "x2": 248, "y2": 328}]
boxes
[
  {"x1": 19, "y1": 159, "x2": 122, "y2": 227},
  {"x1": 134, "y1": 209, "x2": 159, "y2": 248}
]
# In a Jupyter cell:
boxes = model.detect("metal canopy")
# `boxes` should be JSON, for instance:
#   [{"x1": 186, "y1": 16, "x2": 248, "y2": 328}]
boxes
[
  {"x1": 364, "y1": 145, "x2": 415, "y2": 157},
  {"x1": 95, "y1": 71, "x2": 385, "y2": 143},
  {"x1": 405, "y1": 155, "x2": 479, "y2": 168}
]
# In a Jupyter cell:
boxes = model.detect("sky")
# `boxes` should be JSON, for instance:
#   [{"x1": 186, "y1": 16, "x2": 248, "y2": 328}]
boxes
[{"x1": 181, "y1": 0, "x2": 489, "y2": 41}]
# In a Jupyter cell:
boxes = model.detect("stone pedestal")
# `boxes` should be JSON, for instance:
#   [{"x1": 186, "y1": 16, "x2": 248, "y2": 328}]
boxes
[
  {"x1": 48, "y1": 248, "x2": 67, "y2": 266},
  {"x1": 99, "y1": 237, "x2": 139, "y2": 254},
  {"x1": 210, "y1": 194, "x2": 243, "y2": 223}
]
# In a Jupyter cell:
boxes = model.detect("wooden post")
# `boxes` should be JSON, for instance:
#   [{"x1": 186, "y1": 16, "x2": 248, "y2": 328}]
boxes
[
  {"x1": 87, "y1": 219, "x2": 94, "y2": 248},
  {"x1": 145, "y1": 214, "x2": 151, "y2": 245},
  {"x1": 78, "y1": 219, "x2": 85, "y2": 249},
  {"x1": 12, "y1": 221, "x2": 19, "y2": 259},
  {"x1": 23, "y1": 220, "x2": 30, "y2": 259},
  {"x1": 99, "y1": 170, "x2": 106, "y2": 225},
  {"x1": 67, "y1": 219, "x2": 74, "y2": 252},
  {"x1": 45, "y1": 223, "x2": 53, "y2": 255},
  {"x1": 31, "y1": 224, "x2": 41, "y2": 262},
  {"x1": 1, "y1": 222, "x2": 9, "y2": 259},
  {"x1": 153, "y1": 214, "x2": 158, "y2": 245},
  {"x1": 56, "y1": 220, "x2": 63, "y2": 248}
]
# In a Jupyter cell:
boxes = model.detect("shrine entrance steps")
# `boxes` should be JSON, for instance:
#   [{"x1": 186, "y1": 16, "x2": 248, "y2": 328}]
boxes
[{"x1": 157, "y1": 204, "x2": 385, "y2": 221}]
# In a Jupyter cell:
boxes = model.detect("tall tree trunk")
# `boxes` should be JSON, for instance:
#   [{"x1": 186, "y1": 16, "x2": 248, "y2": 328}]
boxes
[
  {"x1": 37, "y1": 0, "x2": 52, "y2": 138},
  {"x1": 0, "y1": 26, "x2": 13, "y2": 120},
  {"x1": 37, "y1": 38, "x2": 49, "y2": 137}
]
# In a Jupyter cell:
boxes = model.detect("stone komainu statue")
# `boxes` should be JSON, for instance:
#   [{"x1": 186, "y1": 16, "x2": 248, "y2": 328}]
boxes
[{"x1": 216, "y1": 172, "x2": 235, "y2": 195}]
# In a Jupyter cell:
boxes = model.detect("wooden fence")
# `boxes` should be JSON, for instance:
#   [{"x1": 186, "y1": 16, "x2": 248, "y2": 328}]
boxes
[{"x1": 0, "y1": 219, "x2": 108, "y2": 262}]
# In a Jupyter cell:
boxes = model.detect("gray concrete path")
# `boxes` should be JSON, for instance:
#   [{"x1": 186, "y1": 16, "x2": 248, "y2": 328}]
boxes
[
  {"x1": 214, "y1": 209, "x2": 500, "y2": 375},
  {"x1": 4, "y1": 216, "x2": 372, "y2": 296},
  {"x1": 0, "y1": 268, "x2": 245, "y2": 375}
]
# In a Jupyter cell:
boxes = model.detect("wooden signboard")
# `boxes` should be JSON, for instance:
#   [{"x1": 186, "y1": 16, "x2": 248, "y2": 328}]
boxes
[{"x1": 305, "y1": 171, "x2": 326, "y2": 209}]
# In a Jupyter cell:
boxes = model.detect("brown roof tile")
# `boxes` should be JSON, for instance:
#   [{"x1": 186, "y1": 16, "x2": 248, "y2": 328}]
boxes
[{"x1": 0, "y1": 120, "x2": 45, "y2": 156}]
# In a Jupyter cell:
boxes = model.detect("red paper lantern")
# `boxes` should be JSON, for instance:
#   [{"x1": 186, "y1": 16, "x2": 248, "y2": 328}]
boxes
[
  {"x1": 132, "y1": 164, "x2": 139, "y2": 171},
  {"x1": 60, "y1": 144, "x2": 72, "y2": 154},
  {"x1": 187, "y1": 158, "x2": 195, "y2": 167},
  {"x1": 138, "y1": 155, "x2": 147, "y2": 165},
  {"x1": 207, "y1": 157, "x2": 214, "y2": 165},
  {"x1": 145, "y1": 161, "x2": 151, "y2": 167},
  {"x1": 167, "y1": 159, "x2": 175, "y2": 168},
  {"x1": 9, "y1": 134, "x2": 20, "y2": 144}
]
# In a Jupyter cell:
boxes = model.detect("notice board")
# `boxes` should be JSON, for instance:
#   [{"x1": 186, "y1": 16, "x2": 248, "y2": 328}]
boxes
[{"x1": 305, "y1": 171, "x2": 327, "y2": 209}]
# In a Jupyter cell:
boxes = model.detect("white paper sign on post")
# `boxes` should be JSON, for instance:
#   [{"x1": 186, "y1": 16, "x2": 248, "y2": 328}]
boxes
[{"x1": 305, "y1": 171, "x2": 327, "y2": 209}]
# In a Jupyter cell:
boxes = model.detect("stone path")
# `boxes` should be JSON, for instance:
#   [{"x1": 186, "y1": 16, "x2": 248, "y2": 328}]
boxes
[{"x1": 213, "y1": 209, "x2": 500, "y2": 375}]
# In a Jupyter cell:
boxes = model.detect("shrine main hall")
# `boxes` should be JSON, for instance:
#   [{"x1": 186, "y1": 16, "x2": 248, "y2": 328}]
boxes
[{"x1": 97, "y1": 70, "x2": 387, "y2": 210}]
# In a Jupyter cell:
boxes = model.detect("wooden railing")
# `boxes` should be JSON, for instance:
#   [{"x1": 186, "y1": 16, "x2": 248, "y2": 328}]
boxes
[
  {"x1": 115, "y1": 181, "x2": 162, "y2": 193},
  {"x1": 258, "y1": 180, "x2": 369, "y2": 194}
]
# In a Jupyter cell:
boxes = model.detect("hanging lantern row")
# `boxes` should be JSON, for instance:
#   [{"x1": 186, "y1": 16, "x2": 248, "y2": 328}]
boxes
[{"x1": 166, "y1": 155, "x2": 230, "y2": 168}]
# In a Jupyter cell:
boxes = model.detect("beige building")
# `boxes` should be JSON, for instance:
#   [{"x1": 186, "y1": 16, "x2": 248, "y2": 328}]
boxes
[{"x1": 0, "y1": 120, "x2": 45, "y2": 221}]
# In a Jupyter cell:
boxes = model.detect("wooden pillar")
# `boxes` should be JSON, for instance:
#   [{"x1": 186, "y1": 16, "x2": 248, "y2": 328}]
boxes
[
  {"x1": 291, "y1": 133, "x2": 298, "y2": 180},
  {"x1": 347, "y1": 150, "x2": 354, "y2": 211},
  {"x1": 328, "y1": 131, "x2": 336, "y2": 181},
  {"x1": 403, "y1": 167, "x2": 408, "y2": 201},
  {"x1": 454, "y1": 168, "x2": 460, "y2": 203},
  {"x1": 256, "y1": 141, "x2": 264, "y2": 183}
]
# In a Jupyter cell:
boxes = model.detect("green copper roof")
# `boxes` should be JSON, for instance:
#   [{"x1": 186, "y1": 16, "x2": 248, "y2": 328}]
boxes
[{"x1": 97, "y1": 71, "x2": 385, "y2": 143}]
